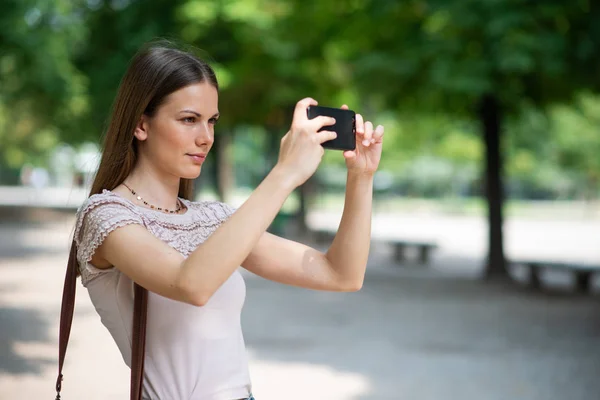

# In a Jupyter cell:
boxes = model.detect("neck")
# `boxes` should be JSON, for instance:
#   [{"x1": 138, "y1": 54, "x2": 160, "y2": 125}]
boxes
[{"x1": 125, "y1": 157, "x2": 182, "y2": 210}]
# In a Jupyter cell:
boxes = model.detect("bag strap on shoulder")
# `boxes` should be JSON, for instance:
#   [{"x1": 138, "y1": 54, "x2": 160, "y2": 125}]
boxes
[{"x1": 55, "y1": 242, "x2": 147, "y2": 400}]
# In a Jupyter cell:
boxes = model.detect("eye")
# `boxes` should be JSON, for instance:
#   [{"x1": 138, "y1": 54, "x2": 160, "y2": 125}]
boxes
[
  {"x1": 209, "y1": 117, "x2": 219, "y2": 125},
  {"x1": 182, "y1": 116, "x2": 196, "y2": 123}
]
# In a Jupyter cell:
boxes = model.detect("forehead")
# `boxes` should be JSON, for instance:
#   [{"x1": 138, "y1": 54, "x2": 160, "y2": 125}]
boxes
[{"x1": 161, "y1": 82, "x2": 218, "y2": 112}]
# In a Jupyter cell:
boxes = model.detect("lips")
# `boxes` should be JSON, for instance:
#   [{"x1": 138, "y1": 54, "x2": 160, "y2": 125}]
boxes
[{"x1": 187, "y1": 153, "x2": 206, "y2": 164}]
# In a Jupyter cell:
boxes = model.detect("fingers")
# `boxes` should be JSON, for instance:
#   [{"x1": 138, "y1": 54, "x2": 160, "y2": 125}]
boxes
[
  {"x1": 308, "y1": 115, "x2": 336, "y2": 131},
  {"x1": 362, "y1": 121, "x2": 374, "y2": 146},
  {"x1": 293, "y1": 97, "x2": 318, "y2": 122},
  {"x1": 341, "y1": 104, "x2": 349, "y2": 110},
  {"x1": 358, "y1": 119, "x2": 384, "y2": 147},
  {"x1": 343, "y1": 150, "x2": 356, "y2": 159},
  {"x1": 373, "y1": 125, "x2": 384, "y2": 142},
  {"x1": 355, "y1": 113, "x2": 364, "y2": 139},
  {"x1": 315, "y1": 130, "x2": 337, "y2": 144}
]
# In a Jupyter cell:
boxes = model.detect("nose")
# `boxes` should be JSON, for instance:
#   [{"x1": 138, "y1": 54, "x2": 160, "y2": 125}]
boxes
[{"x1": 195, "y1": 120, "x2": 214, "y2": 148}]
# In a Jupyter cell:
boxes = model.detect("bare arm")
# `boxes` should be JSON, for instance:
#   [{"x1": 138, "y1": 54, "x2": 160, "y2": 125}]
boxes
[
  {"x1": 324, "y1": 172, "x2": 373, "y2": 289},
  {"x1": 240, "y1": 111, "x2": 383, "y2": 292},
  {"x1": 175, "y1": 167, "x2": 294, "y2": 304},
  {"x1": 241, "y1": 232, "x2": 347, "y2": 291},
  {"x1": 325, "y1": 113, "x2": 383, "y2": 289},
  {"x1": 95, "y1": 97, "x2": 337, "y2": 306},
  {"x1": 97, "y1": 167, "x2": 293, "y2": 306},
  {"x1": 241, "y1": 172, "x2": 372, "y2": 292}
]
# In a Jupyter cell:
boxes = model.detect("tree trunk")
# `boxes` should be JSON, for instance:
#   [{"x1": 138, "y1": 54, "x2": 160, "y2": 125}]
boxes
[
  {"x1": 296, "y1": 177, "x2": 314, "y2": 236},
  {"x1": 213, "y1": 132, "x2": 235, "y2": 203},
  {"x1": 478, "y1": 94, "x2": 508, "y2": 279}
]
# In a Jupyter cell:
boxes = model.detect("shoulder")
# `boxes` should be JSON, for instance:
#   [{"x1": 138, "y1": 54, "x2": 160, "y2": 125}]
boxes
[
  {"x1": 74, "y1": 190, "x2": 145, "y2": 251},
  {"x1": 76, "y1": 190, "x2": 143, "y2": 226},
  {"x1": 74, "y1": 191, "x2": 147, "y2": 284}
]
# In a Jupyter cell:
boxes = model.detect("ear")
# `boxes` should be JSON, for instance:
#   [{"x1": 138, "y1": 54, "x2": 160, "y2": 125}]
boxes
[{"x1": 134, "y1": 115, "x2": 149, "y2": 141}]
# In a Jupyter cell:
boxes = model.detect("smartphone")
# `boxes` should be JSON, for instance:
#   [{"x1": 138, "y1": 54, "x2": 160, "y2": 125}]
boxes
[{"x1": 306, "y1": 105, "x2": 356, "y2": 151}]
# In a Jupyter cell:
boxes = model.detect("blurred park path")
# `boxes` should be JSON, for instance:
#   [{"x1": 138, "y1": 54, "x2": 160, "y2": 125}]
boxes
[{"x1": 0, "y1": 209, "x2": 599, "y2": 399}]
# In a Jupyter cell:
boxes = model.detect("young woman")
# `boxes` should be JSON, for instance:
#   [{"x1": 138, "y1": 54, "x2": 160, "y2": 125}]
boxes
[{"x1": 64, "y1": 42, "x2": 384, "y2": 400}]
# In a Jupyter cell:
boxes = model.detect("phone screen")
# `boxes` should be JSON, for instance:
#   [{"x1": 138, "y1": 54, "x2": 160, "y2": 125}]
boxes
[{"x1": 307, "y1": 106, "x2": 356, "y2": 151}]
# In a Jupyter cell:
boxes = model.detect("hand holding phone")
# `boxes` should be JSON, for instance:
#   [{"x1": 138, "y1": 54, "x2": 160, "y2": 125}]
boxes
[
  {"x1": 307, "y1": 105, "x2": 356, "y2": 151},
  {"x1": 275, "y1": 98, "x2": 340, "y2": 189}
]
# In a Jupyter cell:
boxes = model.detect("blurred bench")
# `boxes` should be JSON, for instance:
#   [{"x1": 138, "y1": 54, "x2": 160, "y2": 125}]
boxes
[
  {"x1": 310, "y1": 227, "x2": 437, "y2": 265},
  {"x1": 391, "y1": 240, "x2": 438, "y2": 264},
  {"x1": 513, "y1": 260, "x2": 600, "y2": 293}
]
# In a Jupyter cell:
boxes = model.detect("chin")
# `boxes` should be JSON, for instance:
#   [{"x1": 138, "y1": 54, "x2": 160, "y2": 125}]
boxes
[{"x1": 181, "y1": 166, "x2": 202, "y2": 180}]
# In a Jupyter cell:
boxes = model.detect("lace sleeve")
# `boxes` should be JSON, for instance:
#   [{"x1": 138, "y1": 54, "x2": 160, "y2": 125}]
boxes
[
  {"x1": 195, "y1": 200, "x2": 237, "y2": 225},
  {"x1": 210, "y1": 201, "x2": 236, "y2": 220},
  {"x1": 74, "y1": 197, "x2": 144, "y2": 283}
]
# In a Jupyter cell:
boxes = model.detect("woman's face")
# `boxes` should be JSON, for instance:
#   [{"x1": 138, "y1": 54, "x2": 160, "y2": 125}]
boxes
[{"x1": 135, "y1": 82, "x2": 219, "y2": 179}]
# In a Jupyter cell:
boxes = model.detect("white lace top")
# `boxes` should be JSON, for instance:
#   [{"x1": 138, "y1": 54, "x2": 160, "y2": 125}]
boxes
[{"x1": 74, "y1": 189, "x2": 252, "y2": 400}]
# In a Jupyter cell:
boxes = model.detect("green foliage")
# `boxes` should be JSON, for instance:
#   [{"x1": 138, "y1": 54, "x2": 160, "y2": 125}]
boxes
[
  {"x1": 71, "y1": 0, "x2": 188, "y2": 143},
  {"x1": 504, "y1": 93, "x2": 600, "y2": 199},
  {"x1": 344, "y1": 0, "x2": 600, "y2": 113},
  {"x1": 0, "y1": 0, "x2": 599, "y2": 200},
  {"x1": 0, "y1": 0, "x2": 87, "y2": 169},
  {"x1": 331, "y1": 0, "x2": 600, "y2": 198},
  {"x1": 550, "y1": 93, "x2": 600, "y2": 197}
]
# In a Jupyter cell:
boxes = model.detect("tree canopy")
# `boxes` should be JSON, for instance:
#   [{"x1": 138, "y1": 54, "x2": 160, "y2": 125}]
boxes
[{"x1": 0, "y1": 0, "x2": 599, "y2": 202}]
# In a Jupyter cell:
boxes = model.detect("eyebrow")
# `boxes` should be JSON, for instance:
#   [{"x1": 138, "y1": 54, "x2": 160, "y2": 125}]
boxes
[{"x1": 180, "y1": 109, "x2": 220, "y2": 118}]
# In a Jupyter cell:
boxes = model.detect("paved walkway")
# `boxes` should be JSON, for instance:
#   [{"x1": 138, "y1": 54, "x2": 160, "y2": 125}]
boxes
[{"x1": 0, "y1": 212, "x2": 599, "y2": 399}]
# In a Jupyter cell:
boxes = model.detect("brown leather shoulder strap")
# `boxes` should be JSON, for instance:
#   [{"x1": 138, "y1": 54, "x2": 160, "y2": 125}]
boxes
[
  {"x1": 55, "y1": 244, "x2": 78, "y2": 399},
  {"x1": 131, "y1": 283, "x2": 148, "y2": 400},
  {"x1": 55, "y1": 241, "x2": 148, "y2": 400}
]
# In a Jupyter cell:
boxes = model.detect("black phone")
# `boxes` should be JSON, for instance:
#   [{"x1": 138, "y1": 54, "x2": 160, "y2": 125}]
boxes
[{"x1": 307, "y1": 105, "x2": 356, "y2": 151}]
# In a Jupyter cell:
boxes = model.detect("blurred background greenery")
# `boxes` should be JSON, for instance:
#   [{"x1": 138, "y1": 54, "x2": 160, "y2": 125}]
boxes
[
  {"x1": 1, "y1": 3, "x2": 600, "y2": 397},
  {"x1": 2, "y1": 0, "x2": 599, "y2": 195},
  {"x1": 1, "y1": 0, "x2": 599, "y2": 274}
]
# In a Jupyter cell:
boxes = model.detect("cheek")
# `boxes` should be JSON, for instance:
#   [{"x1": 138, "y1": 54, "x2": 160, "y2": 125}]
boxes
[{"x1": 152, "y1": 122, "x2": 186, "y2": 149}]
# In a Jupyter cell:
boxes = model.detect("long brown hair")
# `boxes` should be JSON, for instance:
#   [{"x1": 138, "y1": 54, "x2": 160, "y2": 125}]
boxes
[{"x1": 69, "y1": 40, "x2": 219, "y2": 274}]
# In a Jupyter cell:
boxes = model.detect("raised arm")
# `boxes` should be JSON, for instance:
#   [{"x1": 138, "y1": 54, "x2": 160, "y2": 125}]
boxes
[
  {"x1": 239, "y1": 109, "x2": 385, "y2": 292},
  {"x1": 94, "y1": 98, "x2": 338, "y2": 306}
]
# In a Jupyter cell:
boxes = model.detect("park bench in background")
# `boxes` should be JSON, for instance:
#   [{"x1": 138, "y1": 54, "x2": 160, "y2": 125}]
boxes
[
  {"x1": 390, "y1": 240, "x2": 438, "y2": 264},
  {"x1": 310, "y1": 227, "x2": 438, "y2": 265},
  {"x1": 512, "y1": 259, "x2": 600, "y2": 293}
]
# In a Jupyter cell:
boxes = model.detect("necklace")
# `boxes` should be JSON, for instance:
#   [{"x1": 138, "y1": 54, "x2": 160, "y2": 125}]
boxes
[{"x1": 122, "y1": 183, "x2": 183, "y2": 214}]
